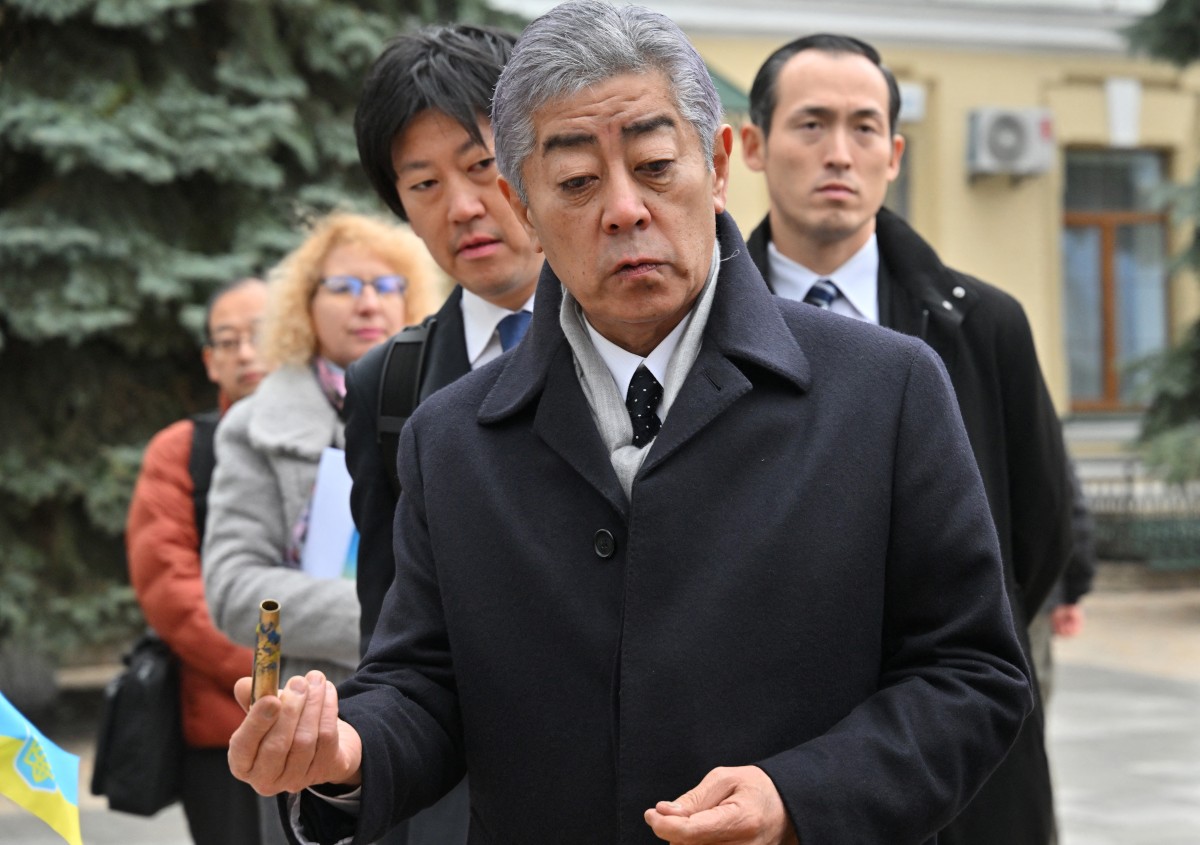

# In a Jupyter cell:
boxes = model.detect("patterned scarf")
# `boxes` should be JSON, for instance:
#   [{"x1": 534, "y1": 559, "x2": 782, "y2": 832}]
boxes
[
  {"x1": 284, "y1": 357, "x2": 348, "y2": 567},
  {"x1": 312, "y1": 356, "x2": 347, "y2": 414}
]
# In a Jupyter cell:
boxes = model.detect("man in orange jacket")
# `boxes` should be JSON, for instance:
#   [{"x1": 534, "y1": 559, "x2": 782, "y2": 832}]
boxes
[{"x1": 126, "y1": 277, "x2": 268, "y2": 844}]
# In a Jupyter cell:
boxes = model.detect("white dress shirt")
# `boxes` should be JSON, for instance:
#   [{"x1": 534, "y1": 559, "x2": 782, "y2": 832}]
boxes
[
  {"x1": 460, "y1": 288, "x2": 537, "y2": 369},
  {"x1": 767, "y1": 234, "x2": 880, "y2": 324},
  {"x1": 582, "y1": 308, "x2": 689, "y2": 425}
]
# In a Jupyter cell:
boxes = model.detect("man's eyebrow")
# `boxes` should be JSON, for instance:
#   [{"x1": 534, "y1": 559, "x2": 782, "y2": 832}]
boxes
[
  {"x1": 788, "y1": 105, "x2": 885, "y2": 123},
  {"x1": 543, "y1": 131, "x2": 596, "y2": 155},
  {"x1": 542, "y1": 114, "x2": 678, "y2": 155},
  {"x1": 397, "y1": 136, "x2": 487, "y2": 173},
  {"x1": 622, "y1": 114, "x2": 676, "y2": 138}
]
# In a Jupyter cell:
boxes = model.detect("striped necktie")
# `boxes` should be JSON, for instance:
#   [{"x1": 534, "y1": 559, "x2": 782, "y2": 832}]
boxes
[{"x1": 803, "y1": 278, "x2": 840, "y2": 309}]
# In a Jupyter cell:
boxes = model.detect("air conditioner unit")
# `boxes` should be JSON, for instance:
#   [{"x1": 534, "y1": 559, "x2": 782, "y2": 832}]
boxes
[{"x1": 967, "y1": 108, "x2": 1055, "y2": 177}]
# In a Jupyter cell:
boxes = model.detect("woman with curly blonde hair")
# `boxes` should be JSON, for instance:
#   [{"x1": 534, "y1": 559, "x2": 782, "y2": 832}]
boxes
[
  {"x1": 259, "y1": 213, "x2": 440, "y2": 368},
  {"x1": 202, "y1": 210, "x2": 437, "y2": 744},
  {"x1": 201, "y1": 210, "x2": 438, "y2": 842}
]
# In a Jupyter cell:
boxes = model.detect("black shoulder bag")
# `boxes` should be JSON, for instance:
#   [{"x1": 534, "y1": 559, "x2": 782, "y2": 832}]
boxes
[
  {"x1": 90, "y1": 410, "x2": 221, "y2": 815},
  {"x1": 89, "y1": 630, "x2": 184, "y2": 815}
]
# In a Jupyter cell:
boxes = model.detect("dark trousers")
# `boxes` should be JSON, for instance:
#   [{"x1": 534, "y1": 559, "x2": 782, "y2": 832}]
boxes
[{"x1": 180, "y1": 746, "x2": 261, "y2": 845}]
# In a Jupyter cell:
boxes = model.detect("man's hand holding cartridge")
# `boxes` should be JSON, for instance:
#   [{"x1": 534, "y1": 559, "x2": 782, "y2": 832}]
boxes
[{"x1": 229, "y1": 670, "x2": 364, "y2": 796}]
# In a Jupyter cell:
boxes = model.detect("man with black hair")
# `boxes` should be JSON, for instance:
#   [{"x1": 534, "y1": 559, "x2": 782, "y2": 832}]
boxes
[
  {"x1": 342, "y1": 23, "x2": 543, "y2": 845},
  {"x1": 740, "y1": 32, "x2": 1073, "y2": 845}
]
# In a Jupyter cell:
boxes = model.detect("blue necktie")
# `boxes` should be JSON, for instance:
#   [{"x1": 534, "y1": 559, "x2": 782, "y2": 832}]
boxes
[
  {"x1": 803, "y1": 278, "x2": 840, "y2": 309},
  {"x1": 497, "y1": 310, "x2": 532, "y2": 351},
  {"x1": 626, "y1": 365, "x2": 663, "y2": 448}
]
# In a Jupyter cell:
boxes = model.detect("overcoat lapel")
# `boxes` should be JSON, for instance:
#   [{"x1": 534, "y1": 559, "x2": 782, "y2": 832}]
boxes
[
  {"x1": 420, "y1": 287, "x2": 472, "y2": 402},
  {"x1": 533, "y1": 343, "x2": 630, "y2": 520},
  {"x1": 879, "y1": 259, "x2": 925, "y2": 337},
  {"x1": 875, "y1": 209, "x2": 971, "y2": 370},
  {"x1": 642, "y1": 214, "x2": 809, "y2": 477},
  {"x1": 638, "y1": 350, "x2": 750, "y2": 477},
  {"x1": 478, "y1": 268, "x2": 630, "y2": 520},
  {"x1": 479, "y1": 213, "x2": 806, "y2": 516}
]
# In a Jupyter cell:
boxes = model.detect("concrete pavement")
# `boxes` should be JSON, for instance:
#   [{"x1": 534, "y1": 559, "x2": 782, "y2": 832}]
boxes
[
  {"x1": 2, "y1": 584, "x2": 1198, "y2": 843},
  {"x1": 1048, "y1": 587, "x2": 1200, "y2": 845}
]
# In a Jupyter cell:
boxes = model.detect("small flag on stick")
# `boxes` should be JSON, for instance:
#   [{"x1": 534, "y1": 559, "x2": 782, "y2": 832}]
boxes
[{"x1": 0, "y1": 691, "x2": 83, "y2": 845}]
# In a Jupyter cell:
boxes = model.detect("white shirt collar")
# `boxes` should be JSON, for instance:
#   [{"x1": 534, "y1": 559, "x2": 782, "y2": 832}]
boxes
[
  {"x1": 582, "y1": 302, "x2": 691, "y2": 416},
  {"x1": 460, "y1": 287, "x2": 537, "y2": 368},
  {"x1": 767, "y1": 234, "x2": 880, "y2": 324}
]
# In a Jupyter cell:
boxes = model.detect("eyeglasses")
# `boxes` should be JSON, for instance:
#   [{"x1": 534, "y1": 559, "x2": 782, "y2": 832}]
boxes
[
  {"x1": 318, "y1": 275, "x2": 407, "y2": 297},
  {"x1": 208, "y1": 332, "x2": 258, "y2": 354}
]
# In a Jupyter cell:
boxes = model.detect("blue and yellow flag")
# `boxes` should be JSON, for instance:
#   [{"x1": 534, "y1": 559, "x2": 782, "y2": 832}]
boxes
[{"x1": 0, "y1": 692, "x2": 83, "y2": 845}]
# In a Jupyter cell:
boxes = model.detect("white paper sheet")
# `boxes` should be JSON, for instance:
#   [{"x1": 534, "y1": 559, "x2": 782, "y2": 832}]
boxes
[{"x1": 300, "y1": 447, "x2": 358, "y2": 580}]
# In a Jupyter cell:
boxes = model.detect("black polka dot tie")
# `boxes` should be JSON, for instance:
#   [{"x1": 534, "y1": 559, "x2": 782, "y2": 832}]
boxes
[
  {"x1": 626, "y1": 365, "x2": 663, "y2": 448},
  {"x1": 803, "y1": 278, "x2": 840, "y2": 309}
]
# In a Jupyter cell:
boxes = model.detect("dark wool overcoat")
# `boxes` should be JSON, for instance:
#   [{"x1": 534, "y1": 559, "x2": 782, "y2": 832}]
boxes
[
  {"x1": 747, "y1": 210, "x2": 1071, "y2": 845},
  {"x1": 345, "y1": 288, "x2": 476, "y2": 845},
  {"x1": 302, "y1": 213, "x2": 1032, "y2": 845}
]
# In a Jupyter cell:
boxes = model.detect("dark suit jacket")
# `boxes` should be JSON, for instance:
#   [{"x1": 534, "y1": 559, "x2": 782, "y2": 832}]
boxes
[
  {"x1": 304, "y1": 213, "x2": 1031, "y2": 845},
  {"x1": 346, "y1": 287, "x2": 471, "y2": 655},
  {"x1": 343, "y1": 287, "x2": 473, "y2": 845},
  {"x1": 747, "y1": 211, "x2": 1071, "y2": 845}
]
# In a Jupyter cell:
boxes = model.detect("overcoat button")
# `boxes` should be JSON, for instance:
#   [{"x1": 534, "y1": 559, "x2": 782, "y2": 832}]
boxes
[
  {"x1": 952, "y1": 285, "x2": 966, "y2": 299},
  {"x1": 593, "y1": 529, "x2": 616, "y2": 559}
]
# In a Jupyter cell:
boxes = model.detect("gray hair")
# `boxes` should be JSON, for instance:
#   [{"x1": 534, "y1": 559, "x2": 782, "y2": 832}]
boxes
[{"x1": 492, "y1": 0, "x2": 723, "y2": 203}]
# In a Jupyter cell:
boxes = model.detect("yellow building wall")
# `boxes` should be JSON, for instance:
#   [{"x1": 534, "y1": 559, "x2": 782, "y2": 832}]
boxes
[{"x1": 692, "y1": 35, "x2": 1200, "y2": 413}]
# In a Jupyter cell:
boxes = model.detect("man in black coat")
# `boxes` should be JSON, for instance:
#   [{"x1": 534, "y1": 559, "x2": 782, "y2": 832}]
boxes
[
  {"x1": 342, "y1": 24, "x2": 544, "y2": 845},
  {"x1": 740, "y1": 33, "x2": 1073, "y2": 845},
  {"x1": 227, "y1": 5, "x2": 1032, "y2": 843}
]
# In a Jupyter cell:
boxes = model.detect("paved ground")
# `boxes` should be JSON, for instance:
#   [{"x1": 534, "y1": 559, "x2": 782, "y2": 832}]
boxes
[
  {"x1": 2, "y1": 585, "x2": 1198, "y2": 844},
  {"x1": 1048, "y1": 588, "x2": 1200, "y2": 845}
]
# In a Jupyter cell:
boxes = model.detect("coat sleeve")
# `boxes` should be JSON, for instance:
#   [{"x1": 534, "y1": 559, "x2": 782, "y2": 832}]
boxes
[
  {"x1": 1061, "y1": 462, "x2": 1096, "y2": 606},
  {"x1": 308, "y1": 418, "x2": 464, "y2": 845},
  {"x1": 127, "y1": 420, "x2": 254, "y2": 691},
  {"x1": 759, "y1": 343, "x2": 1034, "y2": 844},
  {"x1": 201, "y1": 400, "x2": 361, "y2": 670},
  {"x1": 993, "y1": 295, "x2": 1073, "y2": 620},
  {"x1": 345, "y1": 348, "x2": 397, "y2": 657}
]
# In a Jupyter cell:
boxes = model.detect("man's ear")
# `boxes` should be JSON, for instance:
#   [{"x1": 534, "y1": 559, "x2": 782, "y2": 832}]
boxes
[
  {"x1": 740, "y1": 123, "x2": 767, "y2": 173},
  {"x1": 887, "y1": 133, "x2": 907, "y2": 183},
  {"x1": 498, "y1": 176, "x2": 542, "y2": 254},
  {"x1": 711, "y1": 124, "x2": 733, "y2": 215}
]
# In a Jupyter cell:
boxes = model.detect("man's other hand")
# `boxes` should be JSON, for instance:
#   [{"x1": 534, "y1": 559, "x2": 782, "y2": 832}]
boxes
[
  {"x1": 1051, "y1": 603, "x2": 1086, "y2": 638},
  {"x1": 644, "y1": 765, "x2": 799, "y2": 844},
  {"x1": 228, "y1": 670, "x2": 364, "y2": 796}
]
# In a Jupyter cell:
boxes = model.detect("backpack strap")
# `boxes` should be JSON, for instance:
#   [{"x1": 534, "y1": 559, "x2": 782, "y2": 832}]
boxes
[
  {"x1": 377, "y1": 318, "x2": 436, "y2": 498},
  {"x1": 188, "y1": 409, "x2": 221, "y2": 546}
]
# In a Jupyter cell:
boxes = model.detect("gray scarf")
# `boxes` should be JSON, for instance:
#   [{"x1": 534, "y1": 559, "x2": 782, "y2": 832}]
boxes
[{"x1": 559, "y1": 240, "x2": 721, "y2": 500}]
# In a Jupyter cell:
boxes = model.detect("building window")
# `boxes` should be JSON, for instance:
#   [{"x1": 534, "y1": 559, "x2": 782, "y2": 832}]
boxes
[{"x1": 1062, "y1": 149, "x2": 1169, "y2": 411}]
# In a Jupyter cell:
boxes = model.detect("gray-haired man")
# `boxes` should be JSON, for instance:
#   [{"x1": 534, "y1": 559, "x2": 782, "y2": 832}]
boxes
[{"x1": 227, "y1": 4, "x2": 1031, "y2": 844}]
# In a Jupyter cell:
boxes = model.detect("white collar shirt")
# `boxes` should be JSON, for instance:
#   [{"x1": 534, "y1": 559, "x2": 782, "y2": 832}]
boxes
[
  {"x1": 460, "y1": 287, "x2": 538, "y2": 369},
  {"x1": 767, "y1": 234, "x2": 880, "y2": 324},
  {"x1": 583, "y1": 306, "x2": 690, "y2": 425}
]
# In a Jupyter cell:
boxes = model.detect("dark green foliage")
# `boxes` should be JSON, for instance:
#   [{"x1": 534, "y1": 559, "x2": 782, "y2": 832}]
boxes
[
  {"x1": 1138, "y1": 321, "x2": 1200, "y2": 481},
  {"x1": 0, "y1": 0, "x2": 521, "y2": 664},
  {"x1": 1125, "y1": 0, "x2": 1200, "y2": 67},
  {"x1": 1127, "y1": 1, "x2": 1200, "y2": 480}
]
